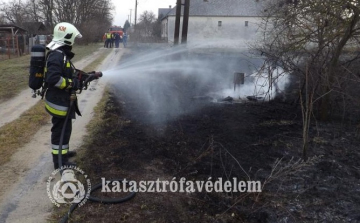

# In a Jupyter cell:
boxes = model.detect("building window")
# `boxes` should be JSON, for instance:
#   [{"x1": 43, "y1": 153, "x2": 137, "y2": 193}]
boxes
[
  {"x1": 245, "y1": 21, "x2": 249, "y2": 27},
  {"x1": 218, "y1": 21, "x2": 222, "y2": 27}
]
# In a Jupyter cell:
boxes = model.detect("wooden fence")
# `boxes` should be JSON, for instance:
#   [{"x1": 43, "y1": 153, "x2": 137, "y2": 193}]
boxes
[{"x1": 0, "y1": 35, "x2": 28, "y2": 60}]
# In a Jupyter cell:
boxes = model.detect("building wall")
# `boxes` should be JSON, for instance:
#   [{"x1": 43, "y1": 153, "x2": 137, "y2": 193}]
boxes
[{"x1": 162, "y1": 16, "x2": 263, "y2": 48}]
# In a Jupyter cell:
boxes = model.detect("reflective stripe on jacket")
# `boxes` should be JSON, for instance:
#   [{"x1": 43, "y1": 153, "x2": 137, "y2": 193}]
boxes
[
  {"x1": 45, "y1": 99, "x2": 68, "y2": 117},
  {"x1": 44, "y1": 48, "x2": 76, "y2": 118}
]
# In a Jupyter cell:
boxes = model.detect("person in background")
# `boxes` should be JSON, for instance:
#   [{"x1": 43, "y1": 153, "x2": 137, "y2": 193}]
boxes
[
  {"x1": 114, "y1": 33, "x2": 120, "y2": 48},
  {"x1": 110, "y1": 33, "x2": 115, "y2": 48},
  {"x1": 105, "y1": 32, "x2": 112, "y2": 48},
  {"x1": 123, "y1": 32, "x2": 128, "y2": 48},
  {"x1": 102, "y1": 33, "x2": 107, "y2": 47}
]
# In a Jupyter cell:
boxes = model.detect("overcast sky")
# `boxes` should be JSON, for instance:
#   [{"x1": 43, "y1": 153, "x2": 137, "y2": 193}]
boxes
[{"x1": 113, "y1": 0, "x2": 176, "y2": 27}]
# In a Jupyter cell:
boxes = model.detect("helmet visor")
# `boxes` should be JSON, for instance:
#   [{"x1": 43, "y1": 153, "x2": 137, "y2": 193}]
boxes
[{"x1": 46, "y1": 40, "x2": 65, "y2": 50}]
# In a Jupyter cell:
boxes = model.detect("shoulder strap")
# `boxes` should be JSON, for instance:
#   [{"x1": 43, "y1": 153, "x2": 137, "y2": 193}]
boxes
[
  {"x1": 53, "y1": 49, "x2": 77, "y2": 70},
  {"x1": 54, "y1": 49, "x2": 67, "y2": 65}
]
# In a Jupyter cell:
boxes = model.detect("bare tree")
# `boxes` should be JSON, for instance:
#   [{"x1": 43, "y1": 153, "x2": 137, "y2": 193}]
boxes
[
  {"x1": 132, "y1": 10, "x2": 162, "y2": 42},
  {"x1": 139, "y1": 11, "x2": 156, "y2": 36},
  {"x1": 25, "y1": 0, "x2": 42, "y2": 23},
  {"x1": 75, "y1": 0, "x2": 113, "y2": 44},
  {"x1": 0, "y1": 0, "x2": 27, "y2": 26},
  {"x1": 38, "y1": 0, "x2": 53, "y2": 27},
  {"x1": 50, "y1": 0, "x2": 113, "y2": 42},
  {"x1": 123, "y1": 20, "x2": 130, "y2": 33},
  {"x1": 52, "y1": 0, "x2": 79, "y2": 24},
  {"x1": 255, "y1": 0, "x2": 360, "y2": 158},
  {"x1": 152, "y1": 17, "x2": 162, "y2": 39},
  {"x1": 1, "y1": 0, "x2": 114, "y2": 44}
]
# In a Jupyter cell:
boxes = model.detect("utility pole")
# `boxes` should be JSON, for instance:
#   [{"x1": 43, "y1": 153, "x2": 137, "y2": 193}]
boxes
[
  {"x1": 174, "y1": 0, "x2": 190, "y2": 45},
  {"x1": 173, "y1": 0, "x2": 181, "y2": 45},
  {"x1": 129, "y1": 9, "x2": 132, "y2": 24},
  {"x1": 181, "y1": 0, "x2": 190, "y2": 44},
  {"x1": 134, "y1": 0, "x2": 138, "y2": 26}
]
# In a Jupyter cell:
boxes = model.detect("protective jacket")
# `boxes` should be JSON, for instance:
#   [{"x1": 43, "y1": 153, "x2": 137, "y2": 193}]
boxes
[{"x1": 44, "y1": 46, "x2": 80, "y2": 118}]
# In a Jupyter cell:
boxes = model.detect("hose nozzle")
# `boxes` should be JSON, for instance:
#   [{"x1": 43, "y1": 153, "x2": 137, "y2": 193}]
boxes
[{"x1": 94, "y1": 71, "x2": 103, "y2": 78}]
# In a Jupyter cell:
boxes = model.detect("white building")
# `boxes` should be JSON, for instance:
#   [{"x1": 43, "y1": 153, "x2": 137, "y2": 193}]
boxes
[{"x1": 160, "y1": 0, "x2": 266, "y2": 49}]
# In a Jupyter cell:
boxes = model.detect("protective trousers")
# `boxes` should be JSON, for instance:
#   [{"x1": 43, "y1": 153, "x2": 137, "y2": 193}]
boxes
[{"x1": 51, "y1": 116, "x2": 72, "y2": 156}]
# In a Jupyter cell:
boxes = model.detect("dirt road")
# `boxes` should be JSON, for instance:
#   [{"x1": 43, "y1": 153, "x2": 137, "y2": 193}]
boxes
[{"x1": 0, "y1": 47, "x2": 126, "y2": 223}]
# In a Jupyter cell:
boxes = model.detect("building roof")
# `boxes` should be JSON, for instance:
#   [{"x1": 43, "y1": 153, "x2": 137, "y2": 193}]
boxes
[
  {"x1": 0, "y1": 24, "x2": 27, "y2": 34},
  {"x1": 23, "y1": 22, "x2": 47, "y2": 34},
  {"x1": 158, "y1": 7, "x2": 173, "y2": 20},
  {"x1": 166, "y1": 0, "x2": 265, "y2": 18}
]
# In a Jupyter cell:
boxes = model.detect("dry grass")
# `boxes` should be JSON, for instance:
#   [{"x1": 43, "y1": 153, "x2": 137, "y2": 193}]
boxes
[
  {"x1": 0, "y1": 54, "x2": 30, "y2": 101},
  {"x1": 75, "y1": 87, "x2": 110, "y2": 164},
  {"x1": 0, "y1": 100, "x2": 48, "y2": 165}
]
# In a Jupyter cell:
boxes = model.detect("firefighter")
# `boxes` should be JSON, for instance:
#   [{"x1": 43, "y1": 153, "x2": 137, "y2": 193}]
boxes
[
  {"x1": 105, "y1": 32, "x2": 112, "y2": 48},
  {"x1": 123, "y1": 32, "x2": 128, "y2": 48},
  {"x1": 103, "y1": 33, "x2": 107, "y2": 47},
  {"x1": 109, "y1": 33, "x2": 114, "y2": 48},
  {"x1": 44, "y1": 22, "x2": 89, "y2": 169}
]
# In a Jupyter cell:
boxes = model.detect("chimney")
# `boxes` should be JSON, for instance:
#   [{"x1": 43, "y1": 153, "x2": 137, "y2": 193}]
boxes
[{"x1": 169, "y1": 5, "x2": 171, "y2": 8}]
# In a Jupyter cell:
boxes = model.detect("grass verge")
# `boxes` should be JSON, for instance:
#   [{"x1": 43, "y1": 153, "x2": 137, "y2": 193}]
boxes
[
  {"x1": 0, "y1": 100, "x2": 48, "y2": 165},
  {"x1": 0, "y1": 54, "x2": 30, "y2": 101}
]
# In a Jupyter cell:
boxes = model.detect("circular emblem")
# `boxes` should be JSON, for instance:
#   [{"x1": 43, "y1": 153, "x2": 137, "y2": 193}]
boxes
[{"x1": 47, "y1": 166, "x2": 91, "y2": 207}]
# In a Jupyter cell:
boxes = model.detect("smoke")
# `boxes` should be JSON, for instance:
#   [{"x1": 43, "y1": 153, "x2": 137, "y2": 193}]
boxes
[
  {"x1": 219, "y1": 66, "x2": 290, "y2": 100},
  {"x1": 102, "y1": 43, "x2": 290, "y2": 125}
]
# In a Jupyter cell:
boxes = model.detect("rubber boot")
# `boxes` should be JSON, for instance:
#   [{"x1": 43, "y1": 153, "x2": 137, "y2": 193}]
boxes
[
  {"x1": 52, "y1": 154, "x2": 76, "y2": 170},
  {"x1": 67, "y1": 150, "x2": 77, "y2": 158}
]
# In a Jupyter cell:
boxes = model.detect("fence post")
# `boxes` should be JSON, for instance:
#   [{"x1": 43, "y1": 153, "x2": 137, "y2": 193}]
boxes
[
  {"x1": 16, "y1": 36, "x2": 20, "y2": 57},
  {"x1": 233, "y1": 72, "x2": 245, "y2": 91},
  {"x1": 7, "y1": 38, "x2": 10, "y2": 59},
  {"x1": 24, "y1": 35, "x2": 27, "y2": 55}
]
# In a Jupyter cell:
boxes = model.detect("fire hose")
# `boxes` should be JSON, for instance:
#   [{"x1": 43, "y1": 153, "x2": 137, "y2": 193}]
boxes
[{"x1": 56, "y1": 72, "x2": 136, "y2": 223}]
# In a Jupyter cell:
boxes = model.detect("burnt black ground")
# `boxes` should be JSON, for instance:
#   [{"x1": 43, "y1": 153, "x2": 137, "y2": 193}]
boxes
[{"x1": 69, "y1": 46, "x2": 360, "y2": 223}]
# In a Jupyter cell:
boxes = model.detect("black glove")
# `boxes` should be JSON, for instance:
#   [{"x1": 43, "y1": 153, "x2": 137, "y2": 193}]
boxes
[{"x1": 71, "y1": 78, "x2": 81, "y2": 90}]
